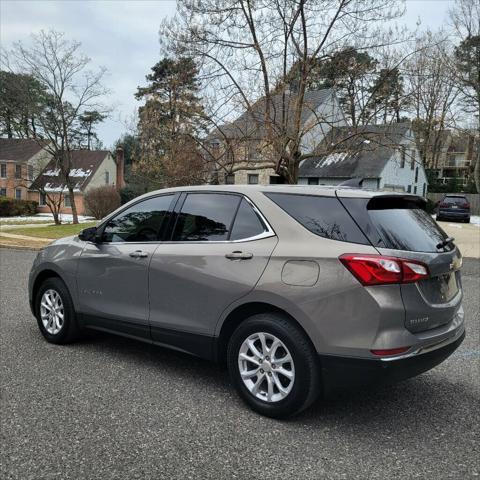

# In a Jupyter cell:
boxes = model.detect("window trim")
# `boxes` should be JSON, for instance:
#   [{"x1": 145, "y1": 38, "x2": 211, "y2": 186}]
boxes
[
  {"x1": 0, "y1": 163, "x2": 6, "y2": 178},
  {"x1": 168, "y1": 191, "x2": 275, "y2": 244}
]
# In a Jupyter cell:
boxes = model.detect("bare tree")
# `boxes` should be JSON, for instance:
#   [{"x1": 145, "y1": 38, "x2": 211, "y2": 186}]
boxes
[
  {"x1": 403, "y1": 31, "x2": 460, "y2": 170},
  {"x1": 5, "y1": 30, "x2": 109, "y2": 223},
  {"x1": 449, "y1": 0, "x2": 480, "y2": 192},
  {"x1": 160, "y1": 0, "x2": 406, "y2": 183}
]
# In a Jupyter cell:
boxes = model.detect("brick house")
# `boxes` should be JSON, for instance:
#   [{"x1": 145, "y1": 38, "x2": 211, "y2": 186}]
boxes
[
  {"x1": 30, "y1": 148, "x2": 125, "y2": 215},
  {"x1": 206, "y1": 88, "x2": 347, "y2": 185},
  {"x1": 0, "y1": 138, "x2": 51, "y2": 200}
]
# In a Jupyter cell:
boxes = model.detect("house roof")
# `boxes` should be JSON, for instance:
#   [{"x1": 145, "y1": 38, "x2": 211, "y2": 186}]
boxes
[
  {"x1": 209, "y1": 88, "x2": 335, "y2": 140},
  {"x1": 299, "y1": 122, "x2": 411, "y2": 179},
  {"x1": 0, "y1": 138, "x2": 45, "y2": 162},
  {"x1": 30, "y1": 150, "x2": 111, "y2": 192}
]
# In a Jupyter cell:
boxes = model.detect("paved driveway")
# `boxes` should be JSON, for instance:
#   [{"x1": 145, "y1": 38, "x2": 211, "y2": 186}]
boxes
[{"x1": 1, "y1": 249, "x2": 479, "y2": 480}]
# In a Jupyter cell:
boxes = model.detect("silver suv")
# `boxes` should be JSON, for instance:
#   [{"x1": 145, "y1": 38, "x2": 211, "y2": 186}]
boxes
[{"x1": 29, "y1": 186, "x2": 465, "y2": 418}]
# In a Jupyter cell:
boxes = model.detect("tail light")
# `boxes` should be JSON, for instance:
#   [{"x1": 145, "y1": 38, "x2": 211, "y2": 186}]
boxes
[
  {"x1": 339, "y1": 254, "x2": 429, "y2": 286},
  {"x1": 371, "y1": 346, "x2": 410, "y2": 356},
  {"x1": 439, "y1": 202, "x2": 448, "y2": 208},
  {"x1": 462, "y1": 203, "x2": 470, "y2": 209}
]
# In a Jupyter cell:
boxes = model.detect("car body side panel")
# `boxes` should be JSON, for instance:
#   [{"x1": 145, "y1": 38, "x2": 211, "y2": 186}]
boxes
[
  {"x1": 148, "y1": 236, "x2": 278, "y2": 337},
  {"x1": 28, "y1": 236, "x2": 85, "y2": 313}
]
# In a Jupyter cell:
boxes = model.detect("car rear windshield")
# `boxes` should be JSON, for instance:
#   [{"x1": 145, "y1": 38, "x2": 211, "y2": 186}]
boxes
[
  {"x1": 265, "y1": 192, "x2": 369, "y2": 244},
  {"x1": 365, "y1": 197, "x2": 450, "y2": 252},
  {"x1": 443, "y1": 196, "x2": 467, "y2": 205}
]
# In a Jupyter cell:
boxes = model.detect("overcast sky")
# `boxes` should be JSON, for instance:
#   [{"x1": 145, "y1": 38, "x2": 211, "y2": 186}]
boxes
[{"x1": 0, "y1": 0, "x2": 455, "y2": 148}]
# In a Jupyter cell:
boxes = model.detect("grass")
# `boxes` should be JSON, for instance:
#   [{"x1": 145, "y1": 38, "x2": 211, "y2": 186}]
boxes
[{"x1": 8, "y1": 221, "x2": 97, "y2": 239}]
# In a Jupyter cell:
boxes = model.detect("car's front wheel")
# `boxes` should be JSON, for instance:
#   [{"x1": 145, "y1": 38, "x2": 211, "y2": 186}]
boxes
[
  {"x1": 227, "y1": 313, "x2": 321, "y2": 418},
  {"x1": 35, "y1": 277, "x2": 81, "y2": 344}
]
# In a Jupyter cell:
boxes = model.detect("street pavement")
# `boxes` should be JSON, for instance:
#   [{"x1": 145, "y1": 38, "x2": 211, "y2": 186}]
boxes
[{"x1": 1, "y1": 248, "x2": 479, "y2": 480}]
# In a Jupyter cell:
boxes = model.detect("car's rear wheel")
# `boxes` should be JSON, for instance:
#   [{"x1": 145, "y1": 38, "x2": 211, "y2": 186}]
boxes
[
  {"x1": 35, "y1": 277, "x2": 81, "y2": 344},
  {"x1": 227, "y1": 313, "x2": 321, "y2": 418}
]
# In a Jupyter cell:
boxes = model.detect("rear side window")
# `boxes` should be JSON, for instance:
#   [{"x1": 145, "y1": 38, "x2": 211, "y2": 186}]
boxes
[
  {"x1": 230, "y1": 199, "x2": 267, "y2": 240},
  {"x1": 173, "y1": 193, "x2": 240, "y2": 241},
  {"x1": 364, "y1": 197, "x2": 450, "y2": 252},
  {"x1": 265, "y1": 193, "x2": 369, "y2": 244}
]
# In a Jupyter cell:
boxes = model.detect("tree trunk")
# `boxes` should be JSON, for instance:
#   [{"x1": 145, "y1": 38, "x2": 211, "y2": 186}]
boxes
[{"x1": 68, "y1": 186, "x2": 79, "y2": 224}]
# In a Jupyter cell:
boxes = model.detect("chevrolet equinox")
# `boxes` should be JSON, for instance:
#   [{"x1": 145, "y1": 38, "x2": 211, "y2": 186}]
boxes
[{"x1": 29, "y1": 185, "x2": 465, "y2": 418}]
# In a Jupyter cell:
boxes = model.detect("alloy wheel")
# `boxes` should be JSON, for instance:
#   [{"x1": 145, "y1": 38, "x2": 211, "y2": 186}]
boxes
[
  {"x1": 238, "y1": 332, "x2": 295, "y2": 402},
  {"x1": 40, "y1": 289, "x2": 64, "y2": 335}
]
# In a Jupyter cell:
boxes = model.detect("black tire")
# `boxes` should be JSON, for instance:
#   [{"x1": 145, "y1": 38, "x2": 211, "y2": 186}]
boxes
[
  {"x1": 465, "y1": 218, "x2": 470, "y2": 223},
  {"x1": 436, "y1": 216, "x2": 443, "y2": 222},
  {"x1": 35, "y1": 277, "x2": 81, "y2": 344},
  {"x1": 227, "y1": 313, "x2": 321, "y2": 418}
]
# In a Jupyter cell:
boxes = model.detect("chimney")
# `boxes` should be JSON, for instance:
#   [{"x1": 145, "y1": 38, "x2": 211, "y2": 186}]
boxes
[{"x1": 115, "y1": 146, "x2": 125, "y2": 190}]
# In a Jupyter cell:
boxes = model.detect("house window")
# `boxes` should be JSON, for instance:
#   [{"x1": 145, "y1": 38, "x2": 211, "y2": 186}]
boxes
[
  {"x1": 415, "y1": 167, "x2": 419, "y2": 183},
  {"x1": 410, "y1": 150, "x2": 415, "y2": 170},
  {"x1": 0, "y1": 188, "x2": 6, "y2": 196},
  {"x1": 15, "y1": 164, "x2": 22, "y2": 179},
  {"x1": 105, "y1": 171, "x2": 110, "y2": 184},
  {"x1": 39, "y1": 192, "x2": 47, "y2": 206},
  {"x1": 225, "y1": 173, "x2": 235, "y2": 185},
  {"x1": 400, "y1": 147, "x2": 406, "y2": 168},
  {"x1": 248, "y1": 174, "x2": 259, "y2": 185},
  {"x1": 0, "y1": 163, "x2": 6, "y2": 178},
  {"x1": 407, "y1": 185, "x2": 411, "y2": 193},
  {"x1": 422, "y1": 183, "x2": 426, "y2": 197},
  {"x1": 15, "y1": 188, "x2": 22, "y2": 199},
  {"x1": 64, "y1": 194, "x2": 71, "y2": 208},
  {"x1": 28, "y1": 165, "x2": 34, "y2": 181},
  {"x1": 414, "y1": 186, "x2": 417, "y2": 194},
  {"x1": 270, "y1": 176, "x2": 285, "y2": 185},
  {"x1": 308, "y1": 178, "x2": 319, "y2": 185}
]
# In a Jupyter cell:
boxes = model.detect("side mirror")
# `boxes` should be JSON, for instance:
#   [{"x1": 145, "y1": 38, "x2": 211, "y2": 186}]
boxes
[{"x1": 78, "y1": 226, "x2": 99, "y2": 242}]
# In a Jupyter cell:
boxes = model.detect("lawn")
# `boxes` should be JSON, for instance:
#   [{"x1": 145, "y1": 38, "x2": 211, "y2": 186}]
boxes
[{"x1": 9, "y1": 221, "x2": 97, "y2": 239}]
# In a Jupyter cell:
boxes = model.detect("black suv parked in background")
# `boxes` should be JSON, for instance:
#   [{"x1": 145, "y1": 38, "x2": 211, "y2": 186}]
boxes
[{"x1": 437, "y1": 195, "x2": 471, "y2": 223}]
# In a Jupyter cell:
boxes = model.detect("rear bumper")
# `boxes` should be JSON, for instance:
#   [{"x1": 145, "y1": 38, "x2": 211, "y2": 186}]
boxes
[
  {"x1": 320, "y1": 328, "x2": 465, "y2": 396},
  {"x1": 438, "y1": 210, "x2": 469, "y2": 219}
]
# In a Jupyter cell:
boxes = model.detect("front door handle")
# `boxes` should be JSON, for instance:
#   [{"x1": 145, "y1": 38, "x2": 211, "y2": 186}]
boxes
[
  {"x1": 129, "y1": 250, "x2": 148, "y2": 258},
  {"x1": 225, "y1": 251, "x2": 253, "y2": 261}
]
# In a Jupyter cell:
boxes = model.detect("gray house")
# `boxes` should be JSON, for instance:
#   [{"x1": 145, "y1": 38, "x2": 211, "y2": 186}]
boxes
[{"x1": 298, "y1": 123, "x2": 429, "y2": 195}]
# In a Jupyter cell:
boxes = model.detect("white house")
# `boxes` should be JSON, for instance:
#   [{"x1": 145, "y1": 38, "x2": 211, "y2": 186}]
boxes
[{"x1": 298, "y1": 123, "x2": 429, "y2": 196}]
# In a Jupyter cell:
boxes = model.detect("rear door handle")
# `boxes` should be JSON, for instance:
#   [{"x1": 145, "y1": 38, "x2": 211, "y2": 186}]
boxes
[
  {"x1": 129, "y1": 250, "x2": 148, "y2": 258},
  {"x1": 225, "y1": 251, "x2": 253, "y2": 260}
]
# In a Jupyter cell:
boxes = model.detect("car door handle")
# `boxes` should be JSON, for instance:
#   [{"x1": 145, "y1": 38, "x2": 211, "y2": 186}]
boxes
[
  {"x1": 129, "y1": 250, "x2": 148, "y2": 258},
  {"x1": 225, "y1": 251, "x2": 253, "y2": 260}
]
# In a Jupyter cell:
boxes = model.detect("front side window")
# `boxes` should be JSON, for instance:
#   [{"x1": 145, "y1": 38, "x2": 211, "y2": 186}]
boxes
[
  {"x1": 0, "y1": 163, "x2": 6, "y2": 178},
  {"x1": 266, "y1": 193, "x2": 369, "y2": 244},
  {"x1": 230, "y1": 199, "x2": 267, "y2": 240},
  {"x1": 102, "y1": 194, "x2": 174, "y2": 243},
  {"x1": 173, "y1": 193, "x2": 240, "y2": 242}
]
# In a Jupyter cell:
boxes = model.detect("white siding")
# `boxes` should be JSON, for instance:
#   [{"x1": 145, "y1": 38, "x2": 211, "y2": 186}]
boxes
[{"x1": 85, "y1": 154, "x2": 117, "y2": 191}]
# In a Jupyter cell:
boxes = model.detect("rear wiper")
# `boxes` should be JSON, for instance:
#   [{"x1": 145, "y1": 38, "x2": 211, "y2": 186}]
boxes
[{"x1": 436, "y1": 237, "x2": 455, "y2": 250}]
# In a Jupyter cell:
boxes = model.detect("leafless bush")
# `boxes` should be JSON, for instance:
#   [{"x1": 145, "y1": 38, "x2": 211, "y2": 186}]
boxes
[{"x1": 84, "y1": 185, "x2": 120, "y2": 220}]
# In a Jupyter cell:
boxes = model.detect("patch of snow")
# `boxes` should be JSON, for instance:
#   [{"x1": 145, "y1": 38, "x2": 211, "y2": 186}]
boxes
[
  {"x1": 317, "y1": 152, "x2": 348, "y2": 167},
  {"x1": 44, "y1": 168, "x2": 60, "y2": 176},
  {"x1": 470, "y1": 216, "x2": 480, "y2": 226},
  {"x1": 70, "y1": 168, "x2": 92, "y2": 177},
  {"x1": 363, "y1": 139, "x2": 371, "y2": 144},
  {"x1": 0, "y1": 213, "x2": 95, "y2": 223}
]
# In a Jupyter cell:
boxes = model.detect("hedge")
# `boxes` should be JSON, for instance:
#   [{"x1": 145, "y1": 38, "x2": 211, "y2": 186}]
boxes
[{"x1": 0, "y1": 197, "x2": 38, "y2": 217}]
